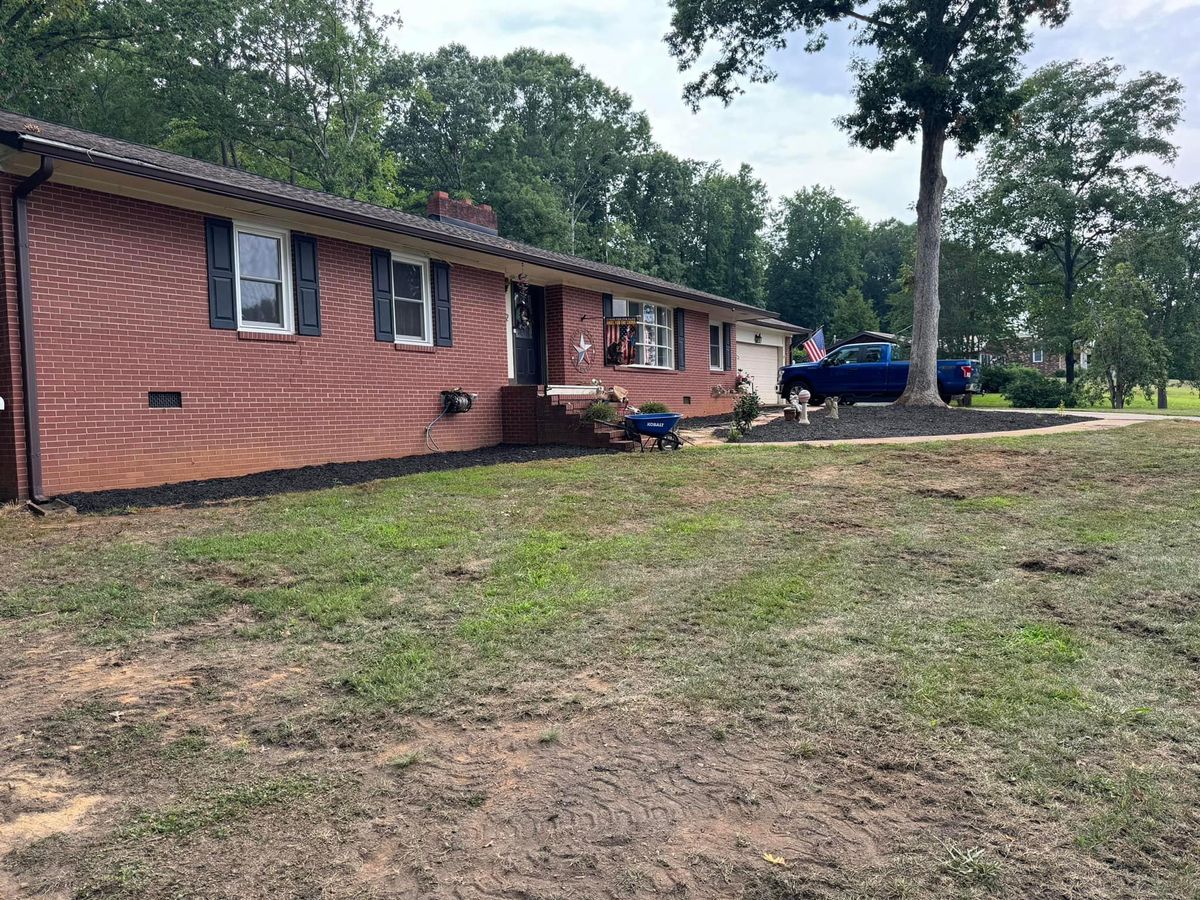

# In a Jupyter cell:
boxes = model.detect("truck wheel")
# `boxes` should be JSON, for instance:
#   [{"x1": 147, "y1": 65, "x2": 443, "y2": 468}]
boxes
[{"x1": 938, "y1": 385, "x2": 953, "y2": 404}]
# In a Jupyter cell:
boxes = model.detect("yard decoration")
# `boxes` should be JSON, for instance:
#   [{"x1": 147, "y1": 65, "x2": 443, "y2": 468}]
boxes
[
  {"x1": 572, "y1": 329, "x2": 596, "y2": 372},
  {"x1": 791, "y1": 388, "x2": 812, "y2": 425},
  {"x1": 824, "y1": 397, "x2": 839, "y2": 420},
  {"x1": 512, "y1": 272, "x2": 533, "y2": 335}
]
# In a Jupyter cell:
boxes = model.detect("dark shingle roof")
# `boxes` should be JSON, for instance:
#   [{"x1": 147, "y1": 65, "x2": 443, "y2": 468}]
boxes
[
  {"x1": 0, "y1": 110, "x2": 769, "y2": 316},
  {"x1": 747, "y1": 316, "x2": 810, "y2": 335}
]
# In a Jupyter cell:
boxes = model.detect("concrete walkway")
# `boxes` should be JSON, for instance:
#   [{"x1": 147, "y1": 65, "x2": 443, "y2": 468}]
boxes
[{"x1": 680, "y1": 407, "x2": 1199, "y2": 449}]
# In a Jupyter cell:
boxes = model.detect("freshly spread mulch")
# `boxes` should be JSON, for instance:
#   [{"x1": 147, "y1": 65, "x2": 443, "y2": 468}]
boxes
[
  {"x1": 707, "y1": 406, "x2": 1089, "y2": 443},
  {"x1": 60, "y1": 444, "x2": 610, "y2": 513}
]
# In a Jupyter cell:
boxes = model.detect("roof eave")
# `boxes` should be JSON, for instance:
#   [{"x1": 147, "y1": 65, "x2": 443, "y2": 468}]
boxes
[{"x1": 3, "y1": 132, "x2": 771, "y2": 319}]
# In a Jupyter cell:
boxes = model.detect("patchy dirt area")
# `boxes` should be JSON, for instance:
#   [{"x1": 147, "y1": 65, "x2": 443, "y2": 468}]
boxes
[
  {"x1": 1, "y1": 422, "x2": 1198, "y2": 898},
  {"x1": 0, "y1": 629, "x2": 985, "y2": 900},
  {"x1": 705, "y1": 406, "x2": 1088, "y2": 442}
]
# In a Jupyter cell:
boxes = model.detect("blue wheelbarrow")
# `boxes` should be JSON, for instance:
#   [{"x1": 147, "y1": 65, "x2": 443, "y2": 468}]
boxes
[{"x1": 623, "y1": 412, "x2": 684, "y2": 451}]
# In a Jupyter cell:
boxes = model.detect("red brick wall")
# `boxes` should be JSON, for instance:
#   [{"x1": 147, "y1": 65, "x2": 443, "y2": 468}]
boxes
[
  {"x1": 0, "y1": 174, "x2": 28, "y2": 499},
  {"x1": 544, "y1": 284, "x2": 737, "y2": 418},
  {"x1": 20, "y1": 181, "x2": 512, "y2": 496}
]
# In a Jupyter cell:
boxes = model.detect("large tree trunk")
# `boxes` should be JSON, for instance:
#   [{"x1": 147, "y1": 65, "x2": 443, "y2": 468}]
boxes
[{"x1": 896, "y1": 125, "x2": 948, "y2": 407}]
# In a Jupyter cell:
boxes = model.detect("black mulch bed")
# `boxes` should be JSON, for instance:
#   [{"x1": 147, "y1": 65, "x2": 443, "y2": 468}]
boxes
[
  {"x1": 60, "y1": 444, "x2": 611, "y2": 514},
  {"x1": 711, "y1": 406, "x2": 1089, "y2": 443},
  {"x1": 681, "y1": 412, "x2": 739, "y2": 429}
]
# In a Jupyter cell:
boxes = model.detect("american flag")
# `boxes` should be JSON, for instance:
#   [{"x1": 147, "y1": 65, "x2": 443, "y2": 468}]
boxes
[{"x1": 803, "y1": 327, "x2": 827, "y2": 362}]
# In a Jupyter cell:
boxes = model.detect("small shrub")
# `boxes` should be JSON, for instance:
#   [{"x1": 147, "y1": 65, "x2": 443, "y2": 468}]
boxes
[
  {"x1": 637, "y1": 401, "x2": 669, "y2": 414},
  {"x1": 726, "y1": 425, "x2": 744, "y2": 443},
  {"x1": 979, "y1": 364, "x2": 1026, "y2": 394},
  {"x1": 581, "y1": 401, "x2": 618, "y2": 423},
  {"x1": 1003, "y1": 369, "x2": 1077, "y2": 408},
  {"x1": 732, "y1": 390, "x2": 762, "y2": 432},
  {"x1": 1053, "y1": 368, "x2": 1067, "y2": 379}
]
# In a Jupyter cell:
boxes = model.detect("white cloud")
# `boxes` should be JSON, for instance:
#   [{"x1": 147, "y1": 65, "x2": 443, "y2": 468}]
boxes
[
  {"x1": 383, "y1": 0, "x2": 1199, "y2": 220},
  {"x1": 1076, "y1": 0, "x2": 1200, "y2": 24}
]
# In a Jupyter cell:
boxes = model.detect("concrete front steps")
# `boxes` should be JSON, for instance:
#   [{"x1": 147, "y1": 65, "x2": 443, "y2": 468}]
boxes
[{"x1": 499, "y1": 385, "x2": 637, "y2": 452}]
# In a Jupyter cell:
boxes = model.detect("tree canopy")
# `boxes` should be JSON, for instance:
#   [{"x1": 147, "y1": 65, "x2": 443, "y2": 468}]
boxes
[
  {"x1": 4, "y1": 0, "x2": 1196, "y2": 409},
  {"x1": 955, "y1": 60, "x2": 1184, "y2": 383},
  {"x1": 667, "y1": 0, "x2": 1072, "y2": 404}
]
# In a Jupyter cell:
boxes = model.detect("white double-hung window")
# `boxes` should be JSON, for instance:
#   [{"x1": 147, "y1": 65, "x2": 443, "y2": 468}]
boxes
[
  {"x1": 612, "y1": 299, "x2": 674, "y2": 369},
  {"x1": 235, "y1": 224, "x2": 292, "y2": 332},
  {"x1": 709, "y1": 324, "x2": 724, "y2": 370},
  {"x1": 391, "y1": 253, "x2": 432, "y2": 344}
]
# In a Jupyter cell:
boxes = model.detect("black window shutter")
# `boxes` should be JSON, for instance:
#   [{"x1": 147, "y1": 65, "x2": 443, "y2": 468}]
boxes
[
  {"x1": 674, "y1": 308, "x2": 686, "y2": 370},
  {"x1": 432, "y1": 260, "x2": 453, "y2": 347},
  {"x1": 722, "y1": 322, "x2": 733, "y2": 372},
  {"x1": 205, "y1": 218, "x2": 237, "y2": 330},
  {"x1": 602, "y1": 294, "x2": 614, "y2": 366},
  {"x1": 371, "y1": 248, "x2": 394, "y2": 342},
  {"x1": 292, "y1": 234, "x2": 321, "y2": 336}
]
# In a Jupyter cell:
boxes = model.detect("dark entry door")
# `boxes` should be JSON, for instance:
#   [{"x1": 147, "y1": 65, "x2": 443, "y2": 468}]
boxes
[{"x1": 512, "y1": 285, "x2": 545, "y2": 385}]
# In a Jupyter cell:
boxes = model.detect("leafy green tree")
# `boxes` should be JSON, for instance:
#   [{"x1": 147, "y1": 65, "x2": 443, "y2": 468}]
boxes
[
  {"x1": 611, "y1": 150, "x2": 702, "y2": 283},
  {"x1": 1079, "y1": 264, "x2": 1168, "y2": 409},
  {"x1": 386, "y1": 44, "x2": 509, "y2": 199},
  {"x1": 1107, "y1": 185, "x2": 1200, "y2": 406},
  {"x1": 862, "y1": 219, "x2": 915, "y2": 322},
  {"x1": 886, "y1": 237, "x2": 1018, "y2": 356},
  {"x1": 666, "y1": 0, "x2": 1071, "y2": 406},
  {"x1": 767, "y1": 186, "x2": 865, "y2": 330},
  {"x1": 244, "y1": 0, "x2": 403, "y2": 202},
  {"x1": 0, "y1": 0, "x2": 146, "y2": 108},
  {"x1": 831, "y1": 287, "x2": 879, "y2": 343},
  {"x1": 689, "y1": 163, "x2": 768, "y2": 306},
  {"x1": 959, "y1": 60, "x2": 1184, "y2": 383},
  {"x1": 499, "y1": 48, "x2": 652, "y2": 257}
]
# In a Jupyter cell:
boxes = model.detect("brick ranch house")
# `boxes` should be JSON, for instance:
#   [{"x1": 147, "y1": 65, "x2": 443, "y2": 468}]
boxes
[{"x1": 0, "y1": 112, "x2": 799, "y2": 501}]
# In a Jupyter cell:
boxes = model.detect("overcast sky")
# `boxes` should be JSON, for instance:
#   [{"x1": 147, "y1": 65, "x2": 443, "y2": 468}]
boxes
[{"x1": 383, "y1": 1, "x2": 1200, "y2": 222}]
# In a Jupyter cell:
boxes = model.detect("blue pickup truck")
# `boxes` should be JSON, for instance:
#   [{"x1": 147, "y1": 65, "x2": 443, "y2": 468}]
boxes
[{"x1": 777, "y1": 342, "x2": 980, "y2": 406}]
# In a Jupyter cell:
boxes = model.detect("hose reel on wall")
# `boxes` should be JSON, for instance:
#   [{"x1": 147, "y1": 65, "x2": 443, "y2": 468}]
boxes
[{"x1": 425, "y1": 388, "x2": 477, "y2": 451}]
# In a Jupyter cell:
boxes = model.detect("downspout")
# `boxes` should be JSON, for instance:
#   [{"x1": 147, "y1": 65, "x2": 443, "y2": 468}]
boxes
[{"x1": 13, "y1": 156, "x2": 53, "y2": 501}]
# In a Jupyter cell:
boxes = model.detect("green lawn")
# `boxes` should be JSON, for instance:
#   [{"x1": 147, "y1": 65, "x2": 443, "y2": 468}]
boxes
[
  {"x1": 1, "y1": 422, "x2": 1198, "y2": 898},
  {"x1": 973, "y1": 381, "x2": 1200, "y2": 415}
]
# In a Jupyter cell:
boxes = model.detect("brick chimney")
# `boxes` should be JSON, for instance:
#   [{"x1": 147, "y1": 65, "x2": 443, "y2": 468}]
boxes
[{"x1": 426, "y1": 191, "x2": 498, "y2": 235}]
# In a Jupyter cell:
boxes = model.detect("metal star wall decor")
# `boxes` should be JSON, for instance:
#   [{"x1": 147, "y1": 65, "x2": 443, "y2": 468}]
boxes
[{"x1": 572, "y1": 329, "x2": 595, "y2": 372}]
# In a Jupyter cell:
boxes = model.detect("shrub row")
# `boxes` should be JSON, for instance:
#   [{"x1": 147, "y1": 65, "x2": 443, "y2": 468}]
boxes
[{"x1": 981, "y1": 365, "x2": 1078, "y2": 408}]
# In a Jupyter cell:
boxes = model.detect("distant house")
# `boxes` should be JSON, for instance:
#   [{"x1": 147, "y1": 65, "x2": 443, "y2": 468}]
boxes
[
  {"x1": 0, "y1": 112, "x2": 780, "y2": 501},
  {"x1": 981, "y1": 336, "x2": 1090, "y2": 376}
]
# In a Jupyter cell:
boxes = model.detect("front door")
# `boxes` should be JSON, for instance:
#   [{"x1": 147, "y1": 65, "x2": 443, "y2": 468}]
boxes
[{"x1": 511, "y1": 284, "x2": 545, "y2": 385}]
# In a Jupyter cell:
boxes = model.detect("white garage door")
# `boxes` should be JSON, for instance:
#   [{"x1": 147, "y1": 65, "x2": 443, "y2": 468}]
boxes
[{"x1": 738, "y1": 342, "x2": 782, "y2": 405}]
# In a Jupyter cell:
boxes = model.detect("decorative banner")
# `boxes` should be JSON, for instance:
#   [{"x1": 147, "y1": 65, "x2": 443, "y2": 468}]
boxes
[
  {"x1": 511, "y1": 276, "x2": 533, "y2": 337},
  {"x1": 604, "y1": 317, "x2": 637, "y2": 366},
  {"x1": 571, "y1": 329, "x2": 595, "y2": 372}
]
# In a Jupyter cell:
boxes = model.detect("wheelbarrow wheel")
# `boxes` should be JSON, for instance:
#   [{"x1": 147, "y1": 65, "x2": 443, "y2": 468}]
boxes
[{"x1": 656, "y1": 433, "x2": 682, "y2": 451}]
